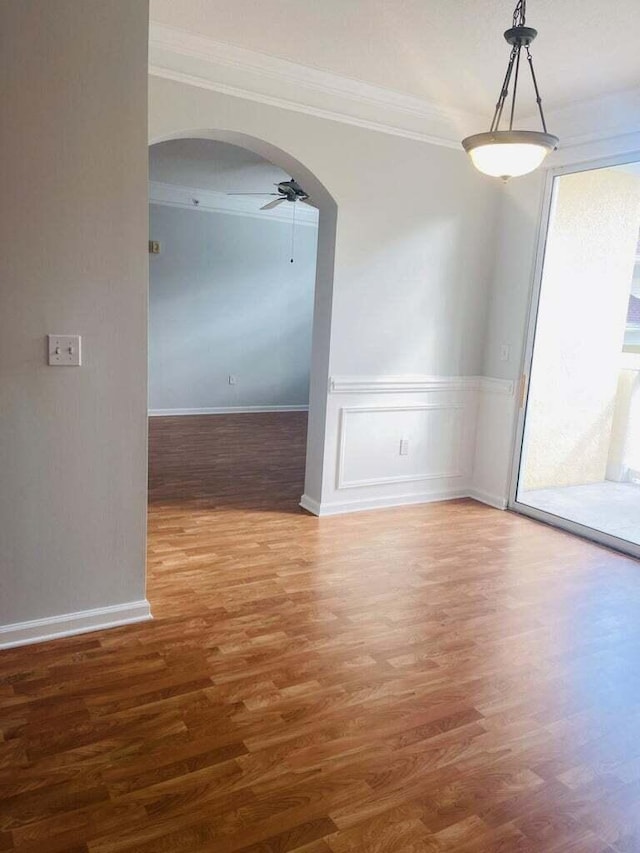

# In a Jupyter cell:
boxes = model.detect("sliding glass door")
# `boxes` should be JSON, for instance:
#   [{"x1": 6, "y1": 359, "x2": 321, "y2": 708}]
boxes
[{"x1": 512, "y1": 157, "x2": 640, "y2": 555}]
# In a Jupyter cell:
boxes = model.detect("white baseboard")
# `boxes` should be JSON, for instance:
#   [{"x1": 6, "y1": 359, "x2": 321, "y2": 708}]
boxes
[
  {"x1": 302, "y1": 488, "x2": 509, "y2": 517},
  {"x1": 299, "y1": 494, "x2": 322, "y2": 515},
  {"x1": 467, "y1": 488, "x2": 508, "y2": 510},
  {"x1": 0, "y1": 599, "x2": 152, "y2": 650},
  {"x1": 149, "y1": 405, "x2": 309, "y2": 416},
  {"x1": 303, "y1": 487, "x2": 469, "y2": 517}
]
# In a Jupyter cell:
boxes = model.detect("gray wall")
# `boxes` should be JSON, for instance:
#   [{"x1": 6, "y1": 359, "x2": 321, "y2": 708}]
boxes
[
  {"x1": 0, "y1": 0, "x2": 149, "y2": 626},
  {"x1": 149, "y1": 204, "x2": 318, "y2": 411}
]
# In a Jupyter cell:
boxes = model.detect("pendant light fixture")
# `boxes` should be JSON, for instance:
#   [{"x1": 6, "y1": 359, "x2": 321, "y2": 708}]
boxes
[{"x1": 462, "y1": 0, "x2": 558, "y2": 180}]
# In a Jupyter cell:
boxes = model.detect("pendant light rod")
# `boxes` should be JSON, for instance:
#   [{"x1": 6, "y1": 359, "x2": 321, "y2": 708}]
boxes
[
  {"x1": 486, "y1": 0, "x2": 550, "y2": 136},
  {"x1": 509, "y1": 41, "x2": 522, "y2": 130},
  {"x1": 526, "y1": 45, "x2": 548, "y2": 132},
  {"x1": 490, "y1": 45, "x2": 517, "y2": 132},
  {"x1": 461, "y1": 0, "x2": 558, "y2": 181}
]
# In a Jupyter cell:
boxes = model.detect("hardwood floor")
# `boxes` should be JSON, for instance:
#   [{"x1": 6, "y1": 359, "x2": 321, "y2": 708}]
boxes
[{"x1": 3, "y1": 412, "x2": 640, "y2": 851}]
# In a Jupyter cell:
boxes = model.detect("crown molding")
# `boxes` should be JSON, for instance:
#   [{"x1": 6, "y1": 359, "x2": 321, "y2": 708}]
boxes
[
  {"x1": 149, "y1": 180, "x2": 319, "y2": 226},
  {"x1": 545, "y1": 87, "x2": 640, "y2": 148},
  {"x1": 148, "y1": 23, "x2": 481, "y2": 149},
  {"x1": 149, "y1": 23, "x2": 640, "y2": 155}
]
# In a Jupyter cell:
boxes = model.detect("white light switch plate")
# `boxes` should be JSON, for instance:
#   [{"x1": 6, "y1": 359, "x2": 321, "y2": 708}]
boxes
[{"x1": 48, "y1": 334, "x2": 81, "y2": 366}]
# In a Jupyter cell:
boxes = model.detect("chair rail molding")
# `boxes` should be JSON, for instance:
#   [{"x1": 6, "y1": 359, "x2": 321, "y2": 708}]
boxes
[
  {"x1": 329, "y1": 375, "x2": 514, "y2": 395},
  {"x1": 477, "y1": 376, "x2": 516, "y2": 396}
]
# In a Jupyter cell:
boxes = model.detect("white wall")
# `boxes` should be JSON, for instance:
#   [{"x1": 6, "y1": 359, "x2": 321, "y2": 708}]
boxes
[
  {"x1": 149, "y1": 75, "x2": 501, "y2": 513},
  {"x1": 148, "y1": 202, "x2": 318, "y2": 412},
  {"x1": 0, "y1": 0, "x2": 150, "y2": 646}
]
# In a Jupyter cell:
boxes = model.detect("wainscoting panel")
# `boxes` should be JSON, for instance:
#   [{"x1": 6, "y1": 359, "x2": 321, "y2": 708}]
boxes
[
  {"x1": 302, "y1": 374, "x2": 516, "y2": 515},
  {"x1": 337, "y1": 403, "x2": 464, "y2": 488}
]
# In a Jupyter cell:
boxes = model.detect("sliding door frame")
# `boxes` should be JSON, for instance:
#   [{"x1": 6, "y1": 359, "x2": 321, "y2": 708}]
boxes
[{"x1": 508, "y1": 150, "x2": 640, "y2": 560}]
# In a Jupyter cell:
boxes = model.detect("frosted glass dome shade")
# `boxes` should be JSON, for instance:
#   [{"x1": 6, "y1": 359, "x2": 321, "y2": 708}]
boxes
[{"x1": 462, "y1": 130, "x2": 558, "y2": 179}]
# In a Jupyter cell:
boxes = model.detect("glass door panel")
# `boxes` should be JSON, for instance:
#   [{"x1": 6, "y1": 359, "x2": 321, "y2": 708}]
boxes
[{"x1": 514, "y1": 162, "x2": 640, "y2": 549}]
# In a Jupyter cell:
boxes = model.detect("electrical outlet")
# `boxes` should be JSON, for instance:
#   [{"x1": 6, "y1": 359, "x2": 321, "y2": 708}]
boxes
[
  {"x1": 228, "y1": 375, "x2": 237, "y2": 385},
  {"x1": 399, "y1": 438, "x2": 409, "y2": 456},
  {"x1": 148, "y1": 240, "x2": 161, "y2": 254},
  {"x1": 48, "y1": 334, "x2": 81, "y2": 366}
]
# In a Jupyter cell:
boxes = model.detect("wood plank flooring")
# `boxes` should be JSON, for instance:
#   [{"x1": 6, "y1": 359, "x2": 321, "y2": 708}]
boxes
[{"x1": 3, "y1": 412, "x2": 640, "y2": 851}]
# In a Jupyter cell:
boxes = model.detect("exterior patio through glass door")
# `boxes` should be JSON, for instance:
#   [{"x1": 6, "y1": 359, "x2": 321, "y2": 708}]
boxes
[{"x1": 512, "y1": 159, "x2": 640, "y2": 555}]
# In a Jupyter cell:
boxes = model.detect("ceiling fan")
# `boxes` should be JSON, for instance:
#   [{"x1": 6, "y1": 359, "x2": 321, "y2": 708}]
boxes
[{"x1": 227, "y1": 178, "x2": 311, "y2": 210}]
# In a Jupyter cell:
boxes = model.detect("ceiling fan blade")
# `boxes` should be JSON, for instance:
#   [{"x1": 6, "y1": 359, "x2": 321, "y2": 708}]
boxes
[
  {"x1": 227, "y1": 192, "x2": 280, "y2": 197},
  {"x1": 261, "y1": 198, "x2": 287, "y2": 210}
]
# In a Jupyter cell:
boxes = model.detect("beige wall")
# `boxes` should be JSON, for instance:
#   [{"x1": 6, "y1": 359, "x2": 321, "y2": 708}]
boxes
[
  {"x1": 0, "y1": 1, "x2": 150, "y2": 627},
  {"x1": 521, "y1": 168, "x2": 640, "y2": 490}
]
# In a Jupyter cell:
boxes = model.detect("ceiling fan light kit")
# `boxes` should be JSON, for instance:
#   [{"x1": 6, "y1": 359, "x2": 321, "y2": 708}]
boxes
[{"x1": 462, "y1": 0, "x2": 558, "y2": 180}]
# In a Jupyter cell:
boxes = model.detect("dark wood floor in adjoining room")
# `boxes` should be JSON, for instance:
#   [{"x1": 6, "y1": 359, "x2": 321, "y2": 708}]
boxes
[{"x1": 3, "y1": 413, "x2": 640, "y2": 851}]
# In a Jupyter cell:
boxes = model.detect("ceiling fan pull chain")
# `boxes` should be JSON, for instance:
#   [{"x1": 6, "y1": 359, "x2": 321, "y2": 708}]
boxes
[{"x1": 290, "y1": 201, "x2": 296, "y2": 263}]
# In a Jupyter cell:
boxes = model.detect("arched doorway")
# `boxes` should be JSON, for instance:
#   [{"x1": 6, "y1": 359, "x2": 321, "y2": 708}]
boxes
[{"x1": 147, "y1": 130, "x2": 338, "y2": 509}]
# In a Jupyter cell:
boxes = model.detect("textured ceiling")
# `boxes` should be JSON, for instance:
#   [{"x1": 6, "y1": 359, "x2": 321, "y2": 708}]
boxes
[{"x1": 149, "y1": 0, "x2": 640, "y2": 115}]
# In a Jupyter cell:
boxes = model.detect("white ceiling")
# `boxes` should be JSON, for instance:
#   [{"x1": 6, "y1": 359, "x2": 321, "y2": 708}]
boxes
[
  {"x1": 149, "y1": 139, "x2": 290, "y2": 193},
  {"x1": 149, "y1": 0, "x2": 640, "y2": 116}
]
